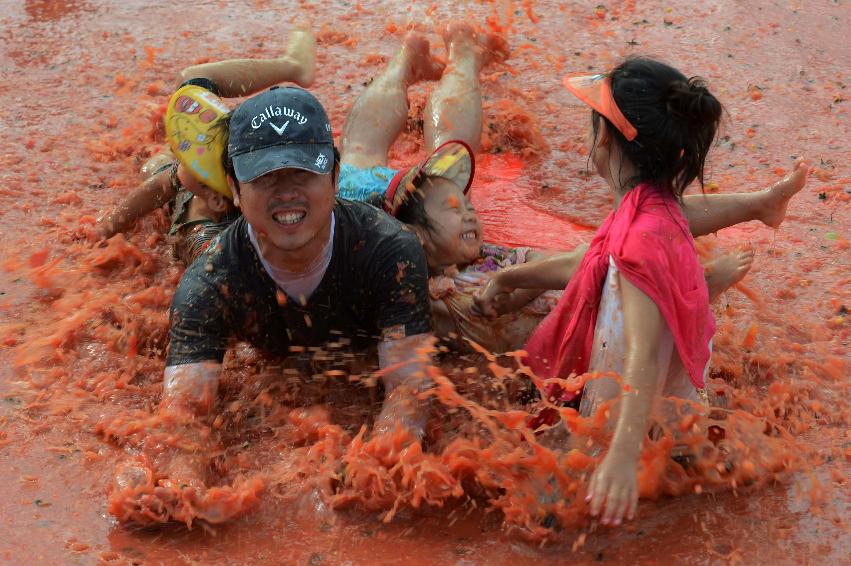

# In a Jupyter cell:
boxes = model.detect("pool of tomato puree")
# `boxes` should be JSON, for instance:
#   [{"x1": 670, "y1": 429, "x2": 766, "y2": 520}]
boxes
[{"x1": 0, "y1": 0, "x2": 848, "y2": 564}]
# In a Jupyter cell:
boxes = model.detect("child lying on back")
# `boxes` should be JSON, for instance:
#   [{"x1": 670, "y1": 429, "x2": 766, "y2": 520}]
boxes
[{"x1": 387, "y1": 140, "x2": 806, "y2": 357}]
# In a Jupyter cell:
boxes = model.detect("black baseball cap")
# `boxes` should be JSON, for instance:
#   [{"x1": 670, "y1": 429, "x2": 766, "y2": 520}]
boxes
[{"x1": 228, "y1": 87, "x2": 335, "y2": 183}]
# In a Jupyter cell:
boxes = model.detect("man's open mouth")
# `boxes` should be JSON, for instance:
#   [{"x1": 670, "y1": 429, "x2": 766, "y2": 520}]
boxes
[
  {"x1": 461, "y1": 230, "x2": 477, "y2": 241},
  {"x1": 272, "y1": 210, "x2": 307, "y2": 225}
]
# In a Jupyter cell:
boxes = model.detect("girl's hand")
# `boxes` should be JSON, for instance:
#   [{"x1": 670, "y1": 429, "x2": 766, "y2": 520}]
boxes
[
  {"x1": 452, "y1": 270, "x2": 491, "y2": 291},
  {"x1": 472, "y1": 275, "x2": 513, "y2": 318},
  {"x1": 586, "y1": 450, "x2": 639, "y2": 526}
]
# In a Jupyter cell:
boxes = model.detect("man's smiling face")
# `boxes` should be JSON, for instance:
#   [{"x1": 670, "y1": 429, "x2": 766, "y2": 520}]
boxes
[{"x1": 235, "y1": 167, "x2": 335, "y2": 257}]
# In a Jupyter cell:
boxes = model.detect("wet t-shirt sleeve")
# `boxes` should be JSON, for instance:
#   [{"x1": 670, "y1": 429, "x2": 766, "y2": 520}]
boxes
[
  {"x1": 167, "y1": 268, "x2": 230, "y2": 365},
  {"x1": 368, "y1": 228, "x2": 432, "y2": 339}
]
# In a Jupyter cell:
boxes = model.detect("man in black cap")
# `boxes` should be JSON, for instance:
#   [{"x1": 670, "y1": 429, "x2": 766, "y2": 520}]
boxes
[{"x1": 156, "y1": 86, "x2": 433, "y2": 494}]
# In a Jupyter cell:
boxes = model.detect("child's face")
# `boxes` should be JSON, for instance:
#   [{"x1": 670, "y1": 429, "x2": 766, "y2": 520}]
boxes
[
  {"x1": 419, "y1": 176, "x2": 483, "y2": 268},
  {"x1": 177, "y1": 164, "x2": 233, "y2": 216}
]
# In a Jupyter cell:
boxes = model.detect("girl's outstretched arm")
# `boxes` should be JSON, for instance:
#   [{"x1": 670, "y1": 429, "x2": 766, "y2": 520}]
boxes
[
  {"x1": 587, "y1": 274, "x2": 663, "y2": 526},
  {"x1": 94, "y1": 171, "x2": 176, "y2": 240},
  {"x1": 473, "y1": 244, "x2": 589, "y2": 317}
]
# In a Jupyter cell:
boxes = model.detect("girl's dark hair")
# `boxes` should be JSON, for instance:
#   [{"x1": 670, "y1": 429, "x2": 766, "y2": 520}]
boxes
[
  {"x1": 393, "y1": 185, "x2": 435, "y2": 233},
  {"x1": 594, "y1": 57, "x2": 723, "y2": 199},
  {"x1": 216, "y1": 114, "x2": 239, "y2": 193}
]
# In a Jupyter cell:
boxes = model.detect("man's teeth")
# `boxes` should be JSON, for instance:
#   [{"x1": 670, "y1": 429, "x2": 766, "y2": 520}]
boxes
[
  {"x1": 461, "y1": 230, "x2": 477, "y2": 241},
  {"x1": 273, "y1": 211, "x2": 306, "y2": 225}
]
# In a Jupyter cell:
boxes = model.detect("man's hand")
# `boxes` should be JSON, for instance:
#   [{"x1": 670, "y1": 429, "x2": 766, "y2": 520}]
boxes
[
  {"x1": 160, "y1": 362, "x2": 222, "y2": 421},
  {"x1": 375, "y1": 333, "x2": 434, "y2": 441}
]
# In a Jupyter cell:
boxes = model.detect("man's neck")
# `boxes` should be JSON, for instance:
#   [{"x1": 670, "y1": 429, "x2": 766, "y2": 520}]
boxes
[{"x1": 251, "y1": 215, "x2": 334, "y2": 274}]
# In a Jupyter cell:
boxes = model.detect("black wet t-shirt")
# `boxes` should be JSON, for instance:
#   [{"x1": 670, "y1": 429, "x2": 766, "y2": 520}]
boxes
[{"x1": 167, "y1": 199, "x2": 431, "y2": 365}]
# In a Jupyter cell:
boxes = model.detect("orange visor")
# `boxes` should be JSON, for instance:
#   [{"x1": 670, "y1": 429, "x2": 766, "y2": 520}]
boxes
[{"x1": 563, "y1": 73, "x2": 638, "y2": 141}]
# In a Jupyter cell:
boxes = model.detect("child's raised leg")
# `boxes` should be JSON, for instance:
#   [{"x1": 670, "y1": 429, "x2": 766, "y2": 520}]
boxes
[
  {"x1": 179, "y1": 28, "x2": 316, "y2": 97},
  {"x1": 683, "y1": 159, "x2": 809, "y2": 237},
  {"x1": 340, "y1": 32, "x2": 444, "y2": 169},
  {"x1": 424, "y1": 23, "x2": 508, "y2": 151}
]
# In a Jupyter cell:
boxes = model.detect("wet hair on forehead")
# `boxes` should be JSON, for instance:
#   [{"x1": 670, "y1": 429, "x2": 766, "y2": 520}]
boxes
[
  {"x1": 394, "y1": 186, "x2": 435, "y2": 233},
  {"x1": 595, "y1": 56, "x2": 724, "y2": 199}
]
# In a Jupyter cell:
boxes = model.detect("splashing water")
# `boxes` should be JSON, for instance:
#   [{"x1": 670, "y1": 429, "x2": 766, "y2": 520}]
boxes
[{"x1": 0, "y1": 0, "x2": 848, "y2": 563}]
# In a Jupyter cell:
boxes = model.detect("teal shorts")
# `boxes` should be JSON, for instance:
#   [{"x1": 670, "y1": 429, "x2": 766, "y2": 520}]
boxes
[{"x1": 338, "y1": 163, "x2": 399, "y2": 205}]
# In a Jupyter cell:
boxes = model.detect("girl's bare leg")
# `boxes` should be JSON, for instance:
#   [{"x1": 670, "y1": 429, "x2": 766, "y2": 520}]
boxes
[
  {"x1": 340, "y1": 32, "x2": 444, "y2": 168},
  {"x1": 424, "y1": 23, "x2": 508, "y2": 152},
  {"x1": 179, "y1": 29, "x2": 316, "y2": 96},
  {"x1": 683, "y1": 159, "x2": 809, "y2": 237}
]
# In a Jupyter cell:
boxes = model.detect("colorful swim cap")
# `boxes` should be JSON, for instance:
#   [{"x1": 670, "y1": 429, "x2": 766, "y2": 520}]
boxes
[
  {"x1": 384, "y1": 140, "x2": 475, "y2": 216},
  {"x1": 165, "y1": 84, "x2": 232, "y2": 198}
]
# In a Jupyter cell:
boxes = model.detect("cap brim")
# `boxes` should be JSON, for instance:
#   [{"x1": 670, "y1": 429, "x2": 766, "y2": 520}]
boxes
[
  {"x1": 232, "y1": 143, "x2": 334, "y2": 183},
  {"x1": 384, "y1": 140, "x2": 475, "y2": 215}
]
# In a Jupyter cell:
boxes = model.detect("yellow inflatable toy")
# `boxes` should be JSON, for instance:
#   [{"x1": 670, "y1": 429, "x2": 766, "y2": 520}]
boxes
[{"x1": 165, "y1": 84, "x2": 232, "y2": 198}]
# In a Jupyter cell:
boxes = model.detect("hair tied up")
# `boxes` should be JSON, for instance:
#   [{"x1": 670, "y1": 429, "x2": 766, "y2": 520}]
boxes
[
  {"x1": 666, "y1": 76, "x2": 722, "y2": 125},
  {"x1": 606, "y1": 58, "x2": 724, "y2": 197}
]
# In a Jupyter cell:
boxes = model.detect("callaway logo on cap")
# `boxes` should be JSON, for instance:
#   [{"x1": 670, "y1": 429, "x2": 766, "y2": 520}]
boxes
[{"x1": 228, "y1": 86, "x2": 335, "y2": 183}]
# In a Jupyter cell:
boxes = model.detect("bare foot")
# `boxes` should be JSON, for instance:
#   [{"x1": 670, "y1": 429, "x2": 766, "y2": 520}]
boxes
[
  {"x1": 704, "y1": 247, "x2": 755, "y2": 301},
  {"x1": 758, "y1": 159, "x2": 810, "y2": 228},
  {"x1": 282, "y1": 28, "x2": 317, "y2": 87},
  {"x1": 399, "y1": 31, "x2": 445, "y2": 84},
  {"x1": 443, "y1": 22, "x2": 510, "y2": 70}
]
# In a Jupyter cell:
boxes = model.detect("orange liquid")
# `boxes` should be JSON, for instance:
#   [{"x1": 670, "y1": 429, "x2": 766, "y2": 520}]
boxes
[{"x1": 0, "y1": 0, "x2": 848, "y2": 563}]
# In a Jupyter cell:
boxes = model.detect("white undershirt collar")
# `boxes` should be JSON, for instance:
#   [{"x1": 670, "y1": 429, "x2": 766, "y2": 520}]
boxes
[{"x1": 247, "y1": 213, "x2": 335, "y2": 305}]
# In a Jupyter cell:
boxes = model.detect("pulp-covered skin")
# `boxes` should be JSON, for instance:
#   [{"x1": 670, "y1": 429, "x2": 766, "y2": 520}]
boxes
[{"x1": 0, "y1": 1, "x2": 848, "y2": 564}]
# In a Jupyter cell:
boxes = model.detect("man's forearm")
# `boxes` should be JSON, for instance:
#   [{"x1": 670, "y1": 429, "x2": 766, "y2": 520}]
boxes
[
  {"x1": 160, "y1": 362, "x2": 222, "y2": 421},
  {"x1": 375, "y1": 334, "x2": 433, "y2": 437}
]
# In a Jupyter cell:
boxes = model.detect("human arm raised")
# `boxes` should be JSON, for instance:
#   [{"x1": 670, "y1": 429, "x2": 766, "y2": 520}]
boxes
[{"x1": 94, "y1": 168, "x2": 176, "y2": 240}]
